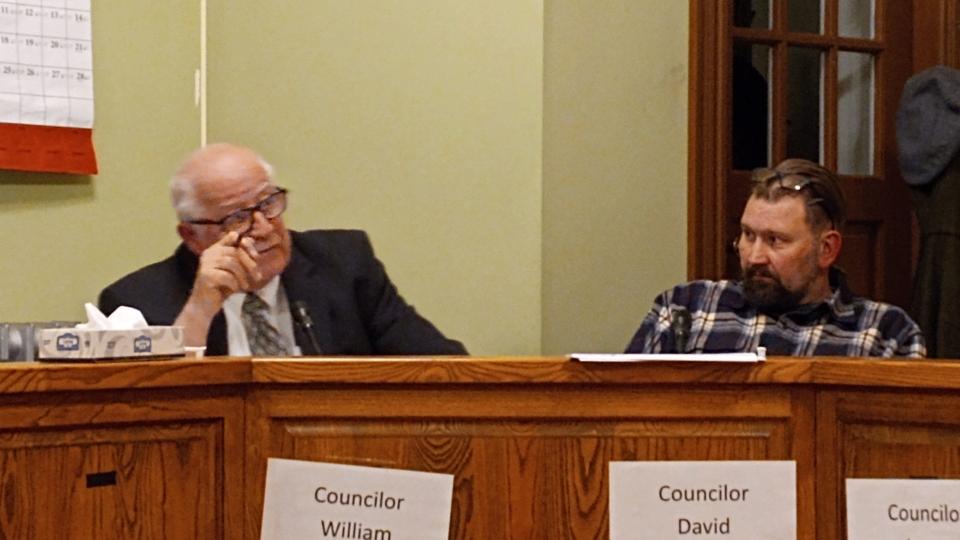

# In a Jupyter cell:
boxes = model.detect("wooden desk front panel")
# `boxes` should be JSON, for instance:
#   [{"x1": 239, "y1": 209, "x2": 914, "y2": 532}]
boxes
[
  {"x1": 246, "y1": 384, "x2": 815, "y2": 540},
  {"x1": 817, "y1": 389, "x2": 960, "y2": 540},
  {"x1": 0, "y1": 388, "x2": 245, "y2": 540}
]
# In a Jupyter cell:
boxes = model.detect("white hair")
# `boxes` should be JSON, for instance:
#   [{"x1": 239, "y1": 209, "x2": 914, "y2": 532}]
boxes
[
  {"x1": 169, "y1": 146, "x2": 275, "y2": 222},
  {"x1": 169, "y1": 171, "x2": 200, "y2": 221}
]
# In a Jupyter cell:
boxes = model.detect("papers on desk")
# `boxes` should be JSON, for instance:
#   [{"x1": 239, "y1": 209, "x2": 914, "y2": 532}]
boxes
[
  {"x1": 610, "y1": 461, "x2": 796, "y2": 539},
  {"x1": 571, "y1": 348, "x2": 766, "y2": 363},
  {"x1": 261, "y1": 458, "x2": 453, "y2": 540},
  {"x1": 846, "y1": 479, "x2": 960, "y2": 539}
]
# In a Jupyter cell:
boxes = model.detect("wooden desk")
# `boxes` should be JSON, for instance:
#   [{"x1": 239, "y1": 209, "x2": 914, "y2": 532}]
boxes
[
  {"x1": 0, "y1": 357, "x2": 958, "y2": 539},
  {"x1": 0, "y1": 358, "x2": 249, "y2": 538}
]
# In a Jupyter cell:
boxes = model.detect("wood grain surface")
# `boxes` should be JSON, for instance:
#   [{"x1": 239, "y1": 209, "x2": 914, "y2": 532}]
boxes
[
  {"x1": 817, "y1": 389, "x2": 960, "y2": 539},
  {"x1": 0, "y1": 356, "x2": 956, "y2": 539},
  {"x1": 243, "y1": 384, "x2": 813, "y2": 539},
  {"x1": 0, "y1": 387, "x2": 245, "y2": 539},
  {"x1": 0, "y1": 357, "x2": 249, "y2": 394}
]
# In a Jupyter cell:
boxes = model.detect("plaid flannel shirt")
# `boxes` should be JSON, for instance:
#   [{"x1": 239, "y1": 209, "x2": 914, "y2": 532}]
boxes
[{"x1": 625, "y1": 277, "x2": 926, "y2": 358}]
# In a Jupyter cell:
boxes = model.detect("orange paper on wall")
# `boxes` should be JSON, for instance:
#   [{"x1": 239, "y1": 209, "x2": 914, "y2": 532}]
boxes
[{"x1": 0, "y1": 122, "x2": 96, "y2": 175}]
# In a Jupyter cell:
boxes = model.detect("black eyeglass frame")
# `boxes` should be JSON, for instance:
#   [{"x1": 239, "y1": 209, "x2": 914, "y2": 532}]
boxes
[{"x1": 185, "y1": 187, "x2": 289, "y2": 235}]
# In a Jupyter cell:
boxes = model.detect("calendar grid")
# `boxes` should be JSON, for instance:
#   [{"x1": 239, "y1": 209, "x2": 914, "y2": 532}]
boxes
[{"x1": 0, "y1": 0, "x2": 93, "y2": 128}]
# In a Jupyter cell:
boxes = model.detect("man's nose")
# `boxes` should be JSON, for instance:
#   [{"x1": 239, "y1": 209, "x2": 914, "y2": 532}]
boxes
[
  {"x1": 741, "y1": 239, "x2": 770, "y2": 265},
  {"x1": 248, "y1": 210, "x2": 274, "y2": 237}
]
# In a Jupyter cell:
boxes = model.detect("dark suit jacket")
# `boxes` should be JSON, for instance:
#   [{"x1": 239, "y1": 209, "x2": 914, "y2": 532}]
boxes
[{"x1": 98, "y1": 229, "x2": 467, "y2": 356}]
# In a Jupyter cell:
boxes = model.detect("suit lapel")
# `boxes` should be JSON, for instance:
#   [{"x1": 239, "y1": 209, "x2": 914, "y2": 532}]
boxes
[
  {"x1": 207, "y1": 313, "x2": 229, "y2": 356},
  {"x1": 280, "y1": 235, "x2": 334, "y2": 354}
]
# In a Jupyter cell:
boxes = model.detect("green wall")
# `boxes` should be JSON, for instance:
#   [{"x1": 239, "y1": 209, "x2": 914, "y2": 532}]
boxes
[
  {"x1": 543, "y1": 1, "x2": 689, "y2": 353},
  {"x1": 0, "y1": 1, "x2": 688, "y2": 356},
  {"x1": 0, "y1": 1, "x2": 200, "y2": 321},
  {"x1": 207, "y1": 0, "x2": 545, "y2": 355}
]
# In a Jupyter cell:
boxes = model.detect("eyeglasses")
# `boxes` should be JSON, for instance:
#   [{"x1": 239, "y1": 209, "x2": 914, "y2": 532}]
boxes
[
  {"x1": 753, "y1": 170, "x2": 836, "y2": 228},
  {"x1": 755, "y1": 171, "x2": 823, "y2": 202},
  {"x1": 186, "y1": 188, "x2": 288, "y2": 235}
]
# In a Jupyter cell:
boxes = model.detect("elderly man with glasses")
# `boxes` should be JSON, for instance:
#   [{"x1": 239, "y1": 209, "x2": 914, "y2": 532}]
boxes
[
  {"x1": 626, "y1": 158, "x2": 925, "y2": 358},
  {"x1": 99, "y1": 143, "x2": 466, "y2": 356}
]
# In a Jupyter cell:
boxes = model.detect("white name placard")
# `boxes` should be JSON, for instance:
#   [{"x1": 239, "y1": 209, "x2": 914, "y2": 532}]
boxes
[
  {"x1": 260, "y1": 458, "x2": 454, "y2": 540},
  {"x1": 846, "y1": 478, "x2": 960, "y2": 539},
  {"x1": 609, "y1": 461, "x2": 796, "y2": 539}
]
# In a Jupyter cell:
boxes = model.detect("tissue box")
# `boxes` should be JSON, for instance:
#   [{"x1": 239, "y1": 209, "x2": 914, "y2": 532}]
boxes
[{"x1": 38, "y1": 326, "x2": 184, "y2": 360}]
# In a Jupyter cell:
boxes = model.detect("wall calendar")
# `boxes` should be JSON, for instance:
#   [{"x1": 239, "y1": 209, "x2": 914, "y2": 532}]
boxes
[{"x1": 0, "y1": 0, "x2": 95, "y2": 174}]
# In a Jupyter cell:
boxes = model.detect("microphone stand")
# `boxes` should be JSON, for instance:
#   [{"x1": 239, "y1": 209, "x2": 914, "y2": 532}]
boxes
[{"x1": 292, "y1": 301, "x2": 323, "y2": 355}]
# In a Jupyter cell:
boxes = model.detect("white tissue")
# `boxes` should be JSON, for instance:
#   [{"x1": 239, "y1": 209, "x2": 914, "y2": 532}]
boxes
[{"x1": 76, "y1": 303, "x2": 149, "y2": 330}]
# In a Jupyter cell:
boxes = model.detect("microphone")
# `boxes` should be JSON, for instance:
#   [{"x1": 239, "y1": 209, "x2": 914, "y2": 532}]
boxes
[
  {"x1": 292, "y1": 301, "x2": 323, "y2": 355},
  {"x1": 670, "y1": 308, "x2": 691, "y2": 353}
]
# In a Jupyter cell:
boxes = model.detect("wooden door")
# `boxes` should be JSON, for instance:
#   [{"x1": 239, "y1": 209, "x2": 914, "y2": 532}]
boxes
[{"x1": 691, "y1": 0, "x2": 917, "y2": 308}]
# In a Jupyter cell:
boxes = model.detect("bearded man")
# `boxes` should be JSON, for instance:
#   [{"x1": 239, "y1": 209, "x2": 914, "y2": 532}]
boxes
[{"x1": 625, "y1": 159, "x2": 925, "y2": 357}]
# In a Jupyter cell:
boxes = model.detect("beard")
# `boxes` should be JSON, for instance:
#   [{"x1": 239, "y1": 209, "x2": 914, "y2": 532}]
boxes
[{"x1": 741, "y1": 265, "x2": 806, "y2": 313}]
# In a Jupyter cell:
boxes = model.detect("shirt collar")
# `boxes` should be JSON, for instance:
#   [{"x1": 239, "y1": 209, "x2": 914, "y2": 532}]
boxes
[
  {"x1": 249, "y1": 275, "x2": 281, "y2": 309},
  {"x1": 822, "y1": 267, "x2": 857, "y2": 321}
]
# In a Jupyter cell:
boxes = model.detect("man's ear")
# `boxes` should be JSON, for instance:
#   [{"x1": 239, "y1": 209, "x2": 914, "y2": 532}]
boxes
[
  {"x1": 817, "y1": 230, "x2": 842, "y2": 269},
  {"x1": 177, "y1": 222, "x2": 204, "y2": 256}
]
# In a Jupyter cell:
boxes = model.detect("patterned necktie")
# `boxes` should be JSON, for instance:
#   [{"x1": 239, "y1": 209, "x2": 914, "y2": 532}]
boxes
[{"x1": 241, "y1": 293, "x2": 289, "y2": 356}]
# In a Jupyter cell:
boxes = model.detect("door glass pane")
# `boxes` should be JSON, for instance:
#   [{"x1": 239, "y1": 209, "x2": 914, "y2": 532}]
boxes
[
  {"x1": 837, "y1": 51, "x2": 874, "y2": 175},
  {"x1": 839, "y1": 0, "x2": 874, "y2": 38},
  {"x1": 734, "y1": 0, "x2": 771, "y2": 30},
  {"x1": 788, "y1": 0, "x2": 822, "y2": 34},
  {"x1": 786, "y1": 47, "x2": 822, "y2": 163},
  {"x1": 732, "y1": 41, "x2": 771, "y2": 170}
]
